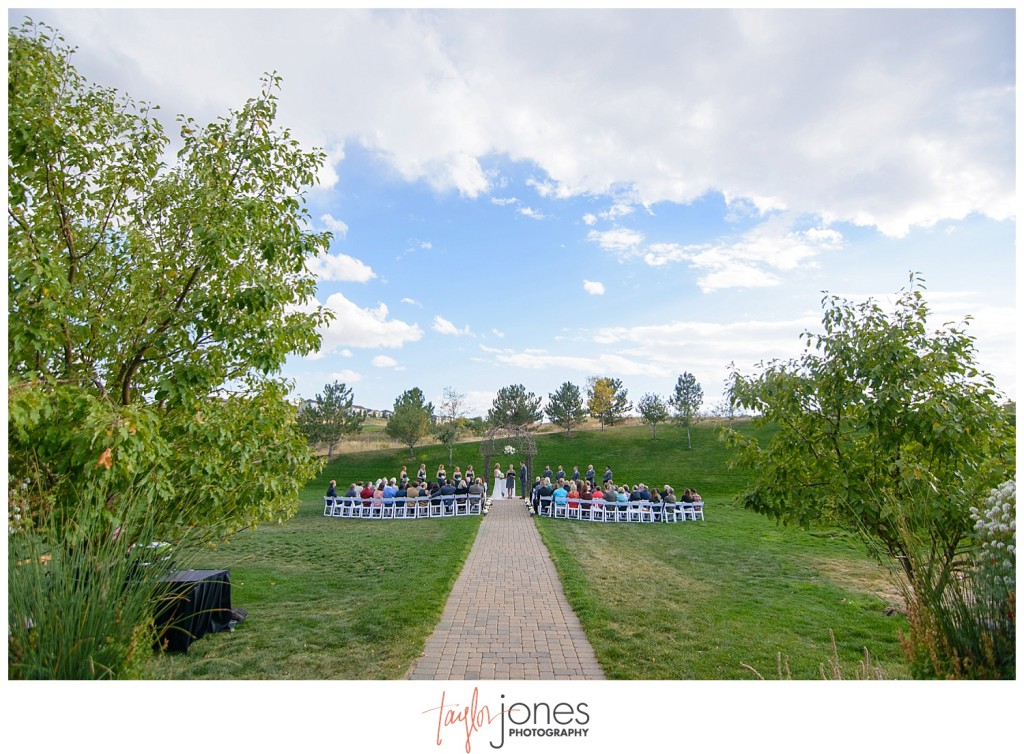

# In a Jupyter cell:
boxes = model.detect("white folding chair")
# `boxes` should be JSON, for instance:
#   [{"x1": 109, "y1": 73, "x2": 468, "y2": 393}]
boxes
[
  {"x1": 323, "y1": 496, "x2": 336, "y2": 516},
  {"x1": 553, "y1": 501, "x2": 568, "y2": 518},
  {"x1": 567, "y1": 502, "x2": 581, "y2": 520},
  {"x1": 538, "y1": 496, "x2": 553, "y2": 517},
  {"x1": 428, "y1": 496, "x2": 444, "y2": 517},
  {"x1": 691, "y1": 499, "x2": 704, "y2": 521},
  {"x1": 454, "y1": 494, "x2": 469, "y2": 516},
  {"x1": 679, "y1": 502, "x2": 695, "y2": 521},
  {"x1": 626, "y1": 501, "x2": 643, "y2": 523},
  {"x1": 467, "y1": 494, "x2": 483, "y2": 515},
  {"x1": 391, "y1": 497, "x2": 409, "y2": 519},
  {"x1": 336, "y1": 497, "x2": 357, "y2": 518}
]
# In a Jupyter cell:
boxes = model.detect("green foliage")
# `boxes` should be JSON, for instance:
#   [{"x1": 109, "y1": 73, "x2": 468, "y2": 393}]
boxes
[
  {"x1": 637, "y1": 392, "x2": 670, "y2": 439},
  {"x1": 545, "y1": 381, "x2": 588, "y2": 436},
  {"x1": 725, "y1": 275, "x2": 1013, "y2": 587},
  {"x1": 8, "y1": 22, "x2": 332, "y2": 406},
  {"x1": 724, "y1": 275, "x2": 1014, "y2": 676},
  {"x1": 297, "y1": 381, "x2": 363, "y2": 461},
  {"x1": 8, "y1": 481, "x2": 194, "y2": 679},
  {"x1": 488, "y1": 383, "x2": 543, "y2": 429},
  {"x1": 586, "y1": 376, "x2": 631, "y2": 430},
  {"x1": 385, "y1": 387, "x2": 434, "y2": 457},
  {"x1": 434, "y1": 386, "x2": 466, "y2": 463},
  {"x1": 669, "y1": 372, "x2": 704, "y2": 448},
  {"x1": 8, "y1": 21, "x2": 328, "y2": 542},
  {"x1": 900, "y1": 479, "x2": 1016, "y2": 679},
  {"x1": 7, "y1": 21, "x2": 328, "y2": 675}
]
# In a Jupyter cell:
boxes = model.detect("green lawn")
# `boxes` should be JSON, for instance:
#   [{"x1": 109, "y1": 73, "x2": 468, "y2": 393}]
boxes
[{"x1": 149, "y1": 420, "x2": 911, "y2": 679}]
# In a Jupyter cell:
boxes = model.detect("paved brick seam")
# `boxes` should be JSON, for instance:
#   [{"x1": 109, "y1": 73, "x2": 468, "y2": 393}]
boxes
[{"x1": 407, "y1": 496, "x2": 605, "y2": 680}]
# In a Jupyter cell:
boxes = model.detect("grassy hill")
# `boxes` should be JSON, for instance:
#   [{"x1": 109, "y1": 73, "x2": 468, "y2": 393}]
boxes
[{"x1": 150, "y1": 419, "x2": 910, "y2": 679}]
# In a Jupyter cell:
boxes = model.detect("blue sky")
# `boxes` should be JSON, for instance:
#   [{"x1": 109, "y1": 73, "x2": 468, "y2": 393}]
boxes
[{"x1": 12, "y1": 7, "x2": 1016, "y2": 416}]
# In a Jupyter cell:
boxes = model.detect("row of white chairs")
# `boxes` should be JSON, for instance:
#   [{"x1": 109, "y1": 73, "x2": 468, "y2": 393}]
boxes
[
  {"x1": 323, "y1": 495, "x2": 483, "y2": 519},
  {"x1": 534, "y1": 497, "x2": 704, "y2": 523}
]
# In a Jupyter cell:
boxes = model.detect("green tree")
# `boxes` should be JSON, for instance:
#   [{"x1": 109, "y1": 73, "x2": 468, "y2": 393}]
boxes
[
  {"x1": 7, "y1": 22, "x2": 331, "y2": 544},
  {"x1": 545, "y1": 381, "x2": 587, "y2": 436},
  {"x1": 7, "y1": 21, "x2": 331, "y2": 678},
  {"x1": 488, "y1": 384, "x2": 543, "y2": 429},
  {"x1": 637, "y1": 393, "x2": 670, "y2": 439},
  {"x1": 724, "y1": 275, "x2": 1014, "y2": 617},
  {"x1": 435, "y1": 386, "x2": 466, "y2": 464},
  {"x1": 586, "y1": 376, "x2": 631, "y2": 430},
  {"x1": 386, "y1": 387, "x2": 434, "y2": 457},
  {"x1": 297, "y1": 381, "x2": 364, "y2": 461},
  {"x1": 669, "y1": 372, "x2": 704, "y2": 448}
]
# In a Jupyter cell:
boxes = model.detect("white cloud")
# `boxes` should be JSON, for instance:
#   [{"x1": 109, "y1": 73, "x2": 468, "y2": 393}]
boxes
[
  {"x1": 41, "y1": 10, "x2": 1012, "y2": 235},
  {"x1": 401, "y1": 297, "x2": 422, "y2": 307},
  {"x1": 305, "y1": 293, "x2": 423, "y2": 351},
  {"x1": 587, "y1": 227, "x2": 646, "y2": 255},
  {"x1": 320, "y1": 213, "x2": 349, "y2": 238},
  {"x1": 306, "y1": 252, "x2": 376, "y2": 283},
  {"x1": 582, "y1": 213, "x2": 598, "y2": 226},
  {"x1": 491, "y1": 197, "x2": 519, "y2": 206},
  {"x1": 519, "y1": 206, "x2": 545, "y2": 220},
  {"x1": 491, "y1": 328, "x2": 505, "y2": 338},
  {"x1": 368, "y1": 354, "x2": 399, "y2": 368},
  {"x1": 433, "y1": 315, "x2": 473, "y2": 336},
  {"x1": 329, "y1": 369, "x2": 363, "y2": 383},
  {"x1": 583, "y1": 280, "x2": 605, "y2": 296}
]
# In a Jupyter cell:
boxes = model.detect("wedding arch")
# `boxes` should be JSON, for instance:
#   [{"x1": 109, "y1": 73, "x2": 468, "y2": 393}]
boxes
[{"x1": 479, "y1": 424, "x2": 537, "y2": 497}]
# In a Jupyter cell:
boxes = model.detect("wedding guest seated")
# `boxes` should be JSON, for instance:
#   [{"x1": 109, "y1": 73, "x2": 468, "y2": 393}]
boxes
[
  {"x1": 326, "y1": 479, "x2": 337, "y2": 498},
  {"x1": 535, "y1": 477, "x2": 555, "y2": 515},
  {"x1": 662, "y1": 485, "x2": 677, "y2": 503},
  {"x1": 344, "y1": 481, "x2": 359, "y2": 498},
  {"x1": 616, "y1": 486, "x2": 629, "y2": 504},
  {"x1": 359, "y1": 481, "x2": 374, "y2": 501},
  {"x1": 468, "y1": 478, "x2": 485, "y2": 497},
  {"x1": 638, "y1": 484, "x2": 651, "y2": 502},
  {"x1": 602, "y1": 483, "x2": 618, "y2": 503},
  {"x1": 552, "y1": 483, "x2": 569, "y2": 507},
  {"x1": 579, "y1": 482, "x2": 594, "y2": 501},
  {"x1": 629, "y1": 485, "x2": 642, "y2": 502}
]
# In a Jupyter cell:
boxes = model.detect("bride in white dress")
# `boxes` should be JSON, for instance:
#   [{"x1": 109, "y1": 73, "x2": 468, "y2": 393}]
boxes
[{"x1": 492, "y1": 463, "x2": 505, "y2": 501}]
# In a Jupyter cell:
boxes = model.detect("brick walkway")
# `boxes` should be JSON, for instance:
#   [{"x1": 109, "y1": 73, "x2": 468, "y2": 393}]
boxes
[{"x1": 407, "y1": 496, "x2": 605, "y2": 680}]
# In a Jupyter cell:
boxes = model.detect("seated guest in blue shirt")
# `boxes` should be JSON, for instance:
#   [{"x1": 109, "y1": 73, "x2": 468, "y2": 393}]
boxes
[{"x1": 552, "y1": 484, "x2": 569, "y2": 506}]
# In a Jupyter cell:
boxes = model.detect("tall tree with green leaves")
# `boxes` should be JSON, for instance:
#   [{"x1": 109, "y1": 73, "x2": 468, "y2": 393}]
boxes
[
  {"x1": 586, "y1": 376, "x2": 631, "y2": 430},
  {"x1": 545, "y1": 381, "x2": 588, "y2": 436},
  {"x1": 637, "y1": 393, "x2": 670, "y2": 439},
  {"x1": 669, "y1": 372, "x2": 704, "y2": 448},
  {"x1": 724, "y1": 276, "x2": 1014, "y2": 659},
  {"x1": 297, "y1": 381, "x2": 363, "y2": 461},
  {"x1": 488, "y1": 384, "x2": 543, "y2": 430},
  {"x1": 435, "y1": 386, "x2": 466, "y2": 463},
  {"x1": 7, "y1": 21, "x2": 332, "y2": 545},
  {"x1": 7, "y1": 21, "x2": 334, "y2": 678},
  {"x1": 385, "y1": 387, "x2": 435, "y2": 457}
]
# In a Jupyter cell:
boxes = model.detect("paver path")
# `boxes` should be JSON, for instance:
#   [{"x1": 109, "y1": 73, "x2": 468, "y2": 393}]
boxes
[{"x1": 407, "y1": 496, "x2": 605, "y2": 680}]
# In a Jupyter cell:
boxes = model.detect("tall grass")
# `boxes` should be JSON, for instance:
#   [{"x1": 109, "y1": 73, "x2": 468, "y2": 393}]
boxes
[{"x1": 8, "y1": 484, "x2": 195, "y2": 679}]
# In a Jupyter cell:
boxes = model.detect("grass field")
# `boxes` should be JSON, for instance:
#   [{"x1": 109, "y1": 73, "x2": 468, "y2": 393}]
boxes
[{"x1": 149, "y1": 420, "x2": 911, "y2": 679}]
